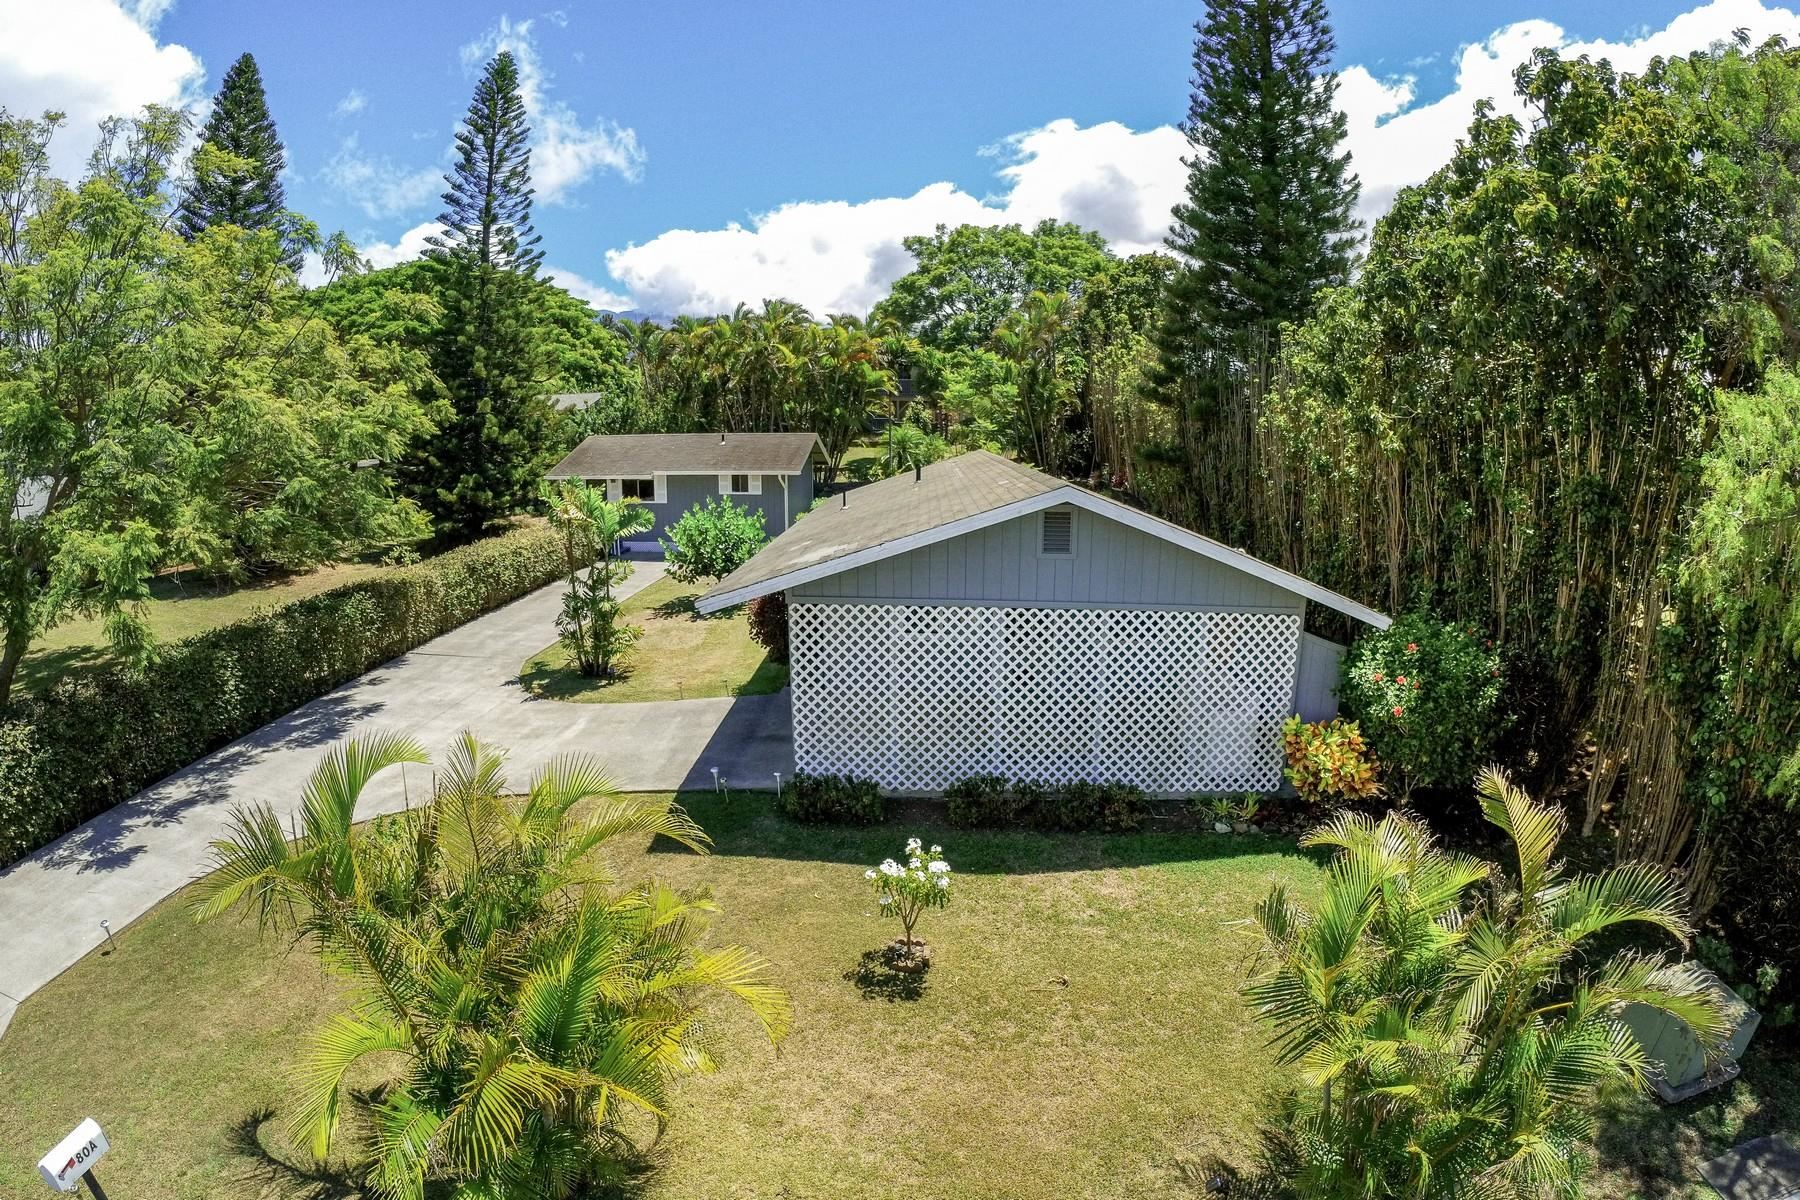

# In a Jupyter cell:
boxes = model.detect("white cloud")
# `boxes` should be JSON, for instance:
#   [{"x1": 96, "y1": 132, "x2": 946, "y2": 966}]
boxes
[
  {"x1": 358, "y1": 220, "x2": 438, "y2": 270},
  {"x1": 334, "y1": 89, "x2": 367, "y2": 118},
  {"x1": 0, "y1": 0, "x2": 205, "y2": 179},
  {"x1": 322, "y1": 134, "x2": 443, "y2": 219},
  {"x1": 544, "y1": 264, "x2": 633, "y2": 312},
  {"x1": 460, "y1": 16, "x2": 644, "y2": 203},
  {"x1": 605, "y1": 120, "x2": 1185, "y2": 318},
  {"x1": 600, "y1": 0, "x2": 1800, "y2": 318},
  {"x1": 1339, "y1": 0, "x2": 1800, "y2": 227}
]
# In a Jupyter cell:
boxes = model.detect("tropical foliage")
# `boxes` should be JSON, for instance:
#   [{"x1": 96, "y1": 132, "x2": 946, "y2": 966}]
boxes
[
  {"x1": 191, "y1": 732, "x2": 790, "y2": 1200},
  {"x1": 615, "y1": 305, "x2": 896, "y2": 478},
  {"x1": 540, "y1": 480, "x2": 651, "y2": 678},
  {"x1": 1280, "y1": 716, "x2": 1381, "y2": 804},
  {"x1": 661, "y1": 496, "x2": 767, "y2": 584},
  {"x1": 1246, "y1": 768, "x2": 1730, "y2": 1198},
  {"x1": 1337, "y1": 616, "x2": 1505, "y2": 799},
  {"x1": 0, "y1": 105, "x2": 426, "y2": 707},
  {"x1": 874, "y1": 220, "x2": 1111, "y2": 351}
]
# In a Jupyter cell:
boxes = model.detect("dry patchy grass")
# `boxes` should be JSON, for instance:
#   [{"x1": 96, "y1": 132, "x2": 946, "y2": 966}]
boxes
[{"x1": 0, "y1": 793, "x2": 1788, "y2": 1199}]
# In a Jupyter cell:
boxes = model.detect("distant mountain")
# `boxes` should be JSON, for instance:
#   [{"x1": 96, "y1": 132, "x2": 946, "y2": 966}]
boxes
[{"x1": 598, "y1": 308, "x2": 676, "y2": 326}]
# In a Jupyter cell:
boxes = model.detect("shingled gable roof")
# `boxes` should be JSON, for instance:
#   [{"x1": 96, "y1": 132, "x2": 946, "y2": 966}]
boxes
[
  {"x1": 694, "y1": 450, "x2": 1391, "y2": 628},
  {"x1": 546, "y1": 432, "x2": 821, "y2": 479}
]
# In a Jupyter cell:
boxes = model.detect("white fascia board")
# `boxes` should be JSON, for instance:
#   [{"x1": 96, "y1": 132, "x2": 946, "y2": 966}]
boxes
[
  {"x1": 696, "y1": 484, "x2": 1391, "y2": 629},
  {"x1": 1052, "y1": 490, "x2": 1392, "y2": 629},
  {"x1": 693, "y1": 490, "x2": 1069, "y2": 613}
]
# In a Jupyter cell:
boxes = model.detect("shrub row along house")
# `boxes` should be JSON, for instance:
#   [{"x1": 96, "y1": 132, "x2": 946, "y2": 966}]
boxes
[
  {"x1": 546, "y1": 431, "x2": 823, "y2": 550},
  {"x1": 695, "y1": 450, "x2": 1387, "y2": 793}
]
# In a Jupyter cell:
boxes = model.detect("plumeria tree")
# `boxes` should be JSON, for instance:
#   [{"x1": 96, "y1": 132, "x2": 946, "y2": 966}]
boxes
[{"x1": 864, "y1": 836, "x2": 952, "y2": 954}]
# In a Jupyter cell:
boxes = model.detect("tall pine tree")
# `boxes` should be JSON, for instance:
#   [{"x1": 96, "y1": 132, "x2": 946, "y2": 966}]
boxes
[
  {"x1": 1145, "y1": 0, "x2": 1359, "y2": 540},
  {"x1": 178, "y1": 52, "x2": 295, "y2": 263},
  {"x1": 410, "y1": 50, "x2": 554, "y2": 540}
]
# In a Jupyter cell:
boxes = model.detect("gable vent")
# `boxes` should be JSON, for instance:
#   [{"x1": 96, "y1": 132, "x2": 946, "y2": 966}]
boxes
[{"x1": 1040, "y1": 509, "x2": 1074, "y2": 556}]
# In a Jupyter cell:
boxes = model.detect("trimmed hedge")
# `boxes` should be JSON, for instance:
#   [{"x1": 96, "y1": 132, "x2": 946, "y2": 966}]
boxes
[
  {"x1": 0, "y1": 525, "x2": 565, "y2": 867},
  {"x1": 945, "y1": 775, "x2": 1150, "y2": 832},
  {"x1": 778, "y1": 772, "x2": 887, "y2": 825}
]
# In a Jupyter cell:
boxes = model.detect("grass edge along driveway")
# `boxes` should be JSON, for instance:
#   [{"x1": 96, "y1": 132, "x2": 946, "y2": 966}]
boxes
[{"x1": 519, "y1": 574, "x2": 787, "y2": 704}]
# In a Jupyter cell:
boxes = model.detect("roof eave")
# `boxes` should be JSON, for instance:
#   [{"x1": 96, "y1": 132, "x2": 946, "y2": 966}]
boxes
[{"x1": 696, "y1": 482, "x2": 1389, "y2": 628}]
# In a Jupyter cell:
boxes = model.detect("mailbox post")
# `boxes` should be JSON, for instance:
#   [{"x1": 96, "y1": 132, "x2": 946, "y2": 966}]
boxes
[{"x1": 37, "y1": 1119, "x2": 111, "y2": 1198}]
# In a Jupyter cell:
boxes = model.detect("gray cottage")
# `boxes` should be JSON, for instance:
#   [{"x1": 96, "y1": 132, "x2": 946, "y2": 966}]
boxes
[
  {"x1": 696, "y1": 450, "x2": 1389, "y2": 796},
  {"x1": 546, "y1": 432, "x2": 822, "y2": 550}
]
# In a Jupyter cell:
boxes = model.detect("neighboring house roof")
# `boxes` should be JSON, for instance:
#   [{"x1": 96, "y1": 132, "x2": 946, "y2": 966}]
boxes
[
  {"x1": 547, "y1": 432, "x2": 822, "y2": 479},
  {"x1": 695, "y1": 449, "x2": 1391, "y2": 628},
  {"x1": 551, "y1": 392, "x2": 602, "y2": 411}
]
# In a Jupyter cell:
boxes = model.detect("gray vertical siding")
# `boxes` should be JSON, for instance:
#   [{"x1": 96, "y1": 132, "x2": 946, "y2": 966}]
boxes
[
  {"x1": 1294, "y1": 632, "x2": 1346, "y2": 722},
  {"x1": 583, "y1": 472, "x2": 805, "y2": 542},
  {"x1": 789, "y1": 504, "x2": 1301, "y2": 611}
]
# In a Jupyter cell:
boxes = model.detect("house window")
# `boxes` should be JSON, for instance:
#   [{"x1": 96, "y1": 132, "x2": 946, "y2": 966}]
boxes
[
  {"x1": 719, "y1": 472, "x2": 761, "y2": 495},
  {"x1": 618, "y1": 477, "x2": 657, "y2": 501},
  {"x1": 1040, "y1": 509, "x2": 1075, "y2": 557}
]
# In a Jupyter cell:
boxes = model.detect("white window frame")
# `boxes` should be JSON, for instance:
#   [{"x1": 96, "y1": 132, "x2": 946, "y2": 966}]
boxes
[
  {"x1": 719, "y1": 472, "x2": 762, "y2": 496},
  {"x1": 1038, "y1": 508, "x2": 1076, "y2": 558},
  {"x1": 609, "y1": 475, "x2": 665, "y2": 504}
]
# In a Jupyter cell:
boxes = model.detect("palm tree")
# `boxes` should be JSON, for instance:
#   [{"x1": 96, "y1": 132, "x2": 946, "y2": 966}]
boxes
[
  {"x1": 990, "y1": 289, "x2": 1073, "y2": 469},
  {"x1": 540, "y1": 479, "x2": 653, "y2": 678},
  {"x1": 800, "y1": 316, "x2": 894, "y2": 480},
  {"x1": 192, "y1": 732, "x2": 790, "y2": 1200},
  {"x1": 1244, "y1": 767, "x2": 1731, "y2": 1199}
]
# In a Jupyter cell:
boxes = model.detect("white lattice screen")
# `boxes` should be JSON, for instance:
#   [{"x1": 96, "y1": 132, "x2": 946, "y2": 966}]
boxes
[{"x1": 788, "y1": 602, "x2": 1301, "y2": 794}]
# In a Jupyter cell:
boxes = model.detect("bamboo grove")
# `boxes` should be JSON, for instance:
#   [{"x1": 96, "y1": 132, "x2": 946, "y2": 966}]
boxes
[{"x1": 1155, "y1": 42, "x2": 1800, "y2": 966}]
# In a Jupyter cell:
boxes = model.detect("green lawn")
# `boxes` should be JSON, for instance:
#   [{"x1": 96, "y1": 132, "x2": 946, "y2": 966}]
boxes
[
  {"x1": 519, "y1": 575, "x2": 787, "y2": 703},
  {"x1": 18, "y1": 562, "x2": 389, "y2": 694},
  {"x1": 0, "y1": 797, "x2": 1789, "y2": 1198}
]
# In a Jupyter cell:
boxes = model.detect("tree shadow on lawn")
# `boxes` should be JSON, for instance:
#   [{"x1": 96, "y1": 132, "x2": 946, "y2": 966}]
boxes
[
  {"x1": 227, "y1": 1102, "x2": 668, "y2": 1200},
  {"x1": 649, "y1": 791, "x2": 1327, "y2": 878},
  {"x1": 649, "y1": 590, "x2": 733, "y2": 622},
  {"x1": 844, "y1": 944, "x2": 932, "y2": 1002},
  {"x1": 226, "y1": 1105, "x2": 368, "y2": 1200},
  {"x1": 1588, "y1": 1038, "x2": 1800, "y2": 1199}
]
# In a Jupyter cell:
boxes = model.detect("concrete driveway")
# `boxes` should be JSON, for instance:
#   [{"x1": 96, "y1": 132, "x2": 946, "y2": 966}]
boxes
[{"x1": 0, "y1": 561, "x2": 793, "y2": 1036}]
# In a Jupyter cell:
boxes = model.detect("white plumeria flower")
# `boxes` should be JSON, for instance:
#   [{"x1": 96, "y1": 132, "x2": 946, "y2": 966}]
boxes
[
  {"x1": 935, "y1": 876, "x2": 949, "y2": 889},
  {"x1": 909, "y1": 857, "x2": 922, "y2": 869},
  {"x1": 879, "y1": 895, "x2": 891, "y2": 906},
  {"x1": 928, "y1": 860, "x2": 949, "y2": 873},
  {"x1": 864, "y1": 869, "x2": 877, "y2": 880},
  {"x1": 930, "y1": 845, "x2": 942, "y2": 855}
]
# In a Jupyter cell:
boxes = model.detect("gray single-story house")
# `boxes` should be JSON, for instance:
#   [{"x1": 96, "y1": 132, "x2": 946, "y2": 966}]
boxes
[
  {"x1": 696, "y1": 450, "x2": 1389, "y2": 795},
  {"x1": 546, "y1": 432, "x2": 823, "y2": 550}
]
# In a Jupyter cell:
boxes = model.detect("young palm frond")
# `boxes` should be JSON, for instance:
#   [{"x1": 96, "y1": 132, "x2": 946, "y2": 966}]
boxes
[
  {"x1": 1246, "y1": 768, "x2": 1731, "y2": 1199},
  {"x1": 195, "y1": 732, "x2": 789, "y2": 1199}
]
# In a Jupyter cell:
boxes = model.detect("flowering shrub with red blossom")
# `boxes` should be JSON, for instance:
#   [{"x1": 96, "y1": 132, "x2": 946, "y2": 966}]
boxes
[{"x1": 1338, "y1": 614, "x2": 1505, "y2": 797}]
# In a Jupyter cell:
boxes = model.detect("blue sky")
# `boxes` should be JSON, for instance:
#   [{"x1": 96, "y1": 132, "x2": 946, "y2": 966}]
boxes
[{"x1": 7, "y1": 0, "x2": 1797, "y2": 313}]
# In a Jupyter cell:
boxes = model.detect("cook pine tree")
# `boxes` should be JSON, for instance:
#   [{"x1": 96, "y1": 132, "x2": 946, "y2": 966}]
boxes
[
  {"x1": 1145, "y1": 0, "x2": 1361, "y2": 540},
  {"x1": 177, "y1": 52, "x2": 298, "y2": 266},
  {"x1": 413, "y1": 49, "x2": 555, "y2": 541}
]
